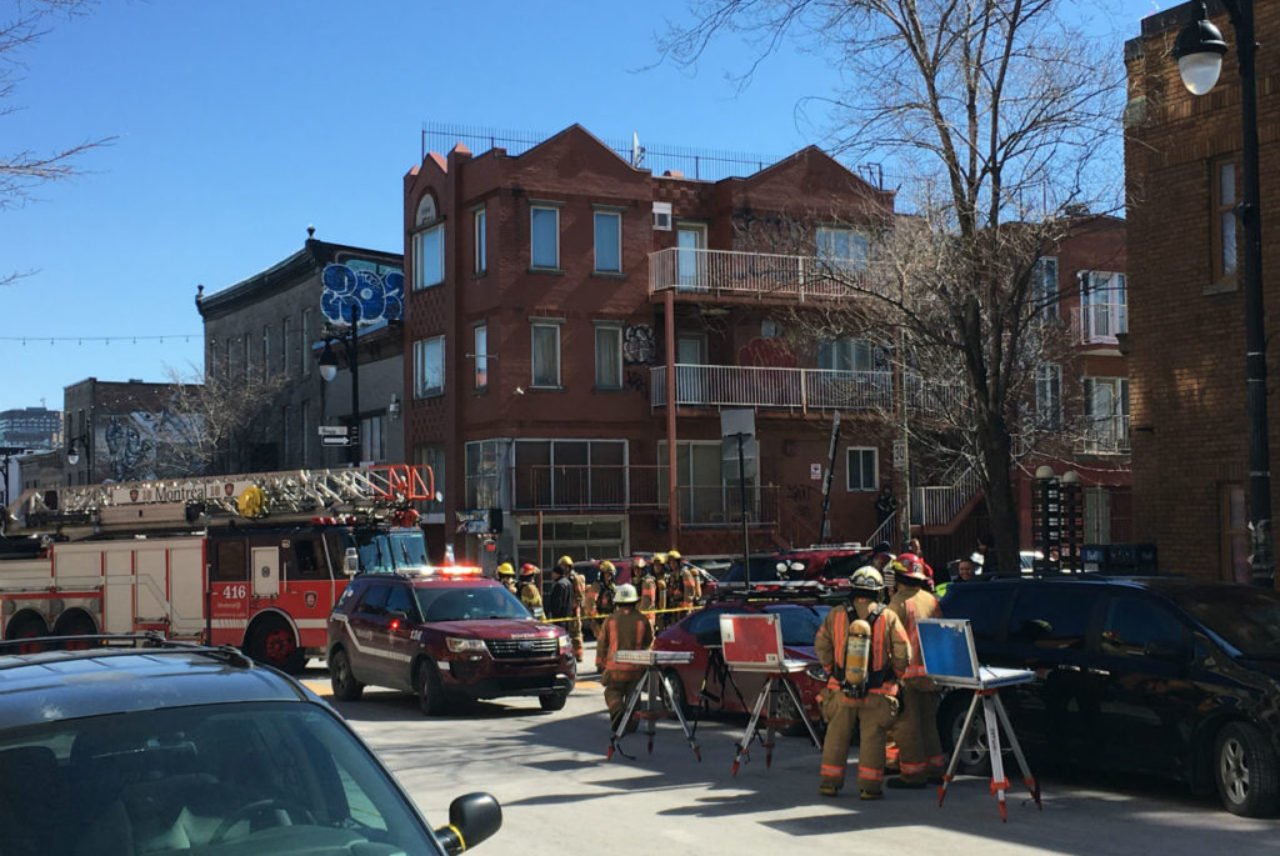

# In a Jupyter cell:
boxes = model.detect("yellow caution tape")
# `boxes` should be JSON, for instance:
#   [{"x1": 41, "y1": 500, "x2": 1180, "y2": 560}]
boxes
[{"x1": 538, "y1": 605, "x2": 697, "y2": 623}]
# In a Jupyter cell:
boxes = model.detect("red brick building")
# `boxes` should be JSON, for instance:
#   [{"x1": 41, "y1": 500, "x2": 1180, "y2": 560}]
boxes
[{"x1": 1124, "y1": 2, "x2": 1280, "y2": 583}]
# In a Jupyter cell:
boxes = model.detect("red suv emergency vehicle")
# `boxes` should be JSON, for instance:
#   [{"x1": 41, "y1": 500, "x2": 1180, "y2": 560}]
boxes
[{"x1": 326, "y1": 569, "x2": 576, "y2": 714}]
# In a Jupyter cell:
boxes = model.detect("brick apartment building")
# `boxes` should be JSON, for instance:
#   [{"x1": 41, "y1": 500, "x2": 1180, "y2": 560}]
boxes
[
  {"x1": 197, "y1": 236, "x2": 406, "y2": 473},
  {"x1": 400, "y1": 125, "x2": 1132, "y2": 567},
  {"x1": 1125, "y1": 2, "x2": 1280, "y2": 583},
  {"x1": 63, "y1": 378, "x2": 203, "y2": 485}
]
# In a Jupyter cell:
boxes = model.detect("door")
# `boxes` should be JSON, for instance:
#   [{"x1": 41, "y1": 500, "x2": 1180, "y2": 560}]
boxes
[
  {"x1": 252, "y1": 546, "x2": 280, "y2": 598},
  {"x1": 383, "y1": 583, "x2": 420, "y2": 692},
  {"x1": 676, "y1": 225, "x2": 707, "y2": 292},
  {"x1": 677, "y1": 333, "x2": 708, "y2": 405},
  {"x1": 347, "y1": 582, "x2": 391, "y2": 685},
  {"x1": 103, "y1": 547, "x2": 134, "y2": 634}
]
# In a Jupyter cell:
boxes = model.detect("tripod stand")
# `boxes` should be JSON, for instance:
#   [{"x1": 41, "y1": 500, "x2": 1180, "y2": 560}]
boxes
[{"x1": 693, "y1": 644, "x2": 749, "y2": 735}]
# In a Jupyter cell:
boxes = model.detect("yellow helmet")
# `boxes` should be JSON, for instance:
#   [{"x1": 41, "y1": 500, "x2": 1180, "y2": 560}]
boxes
[
  {"x1": 558, "y1": 554, "x2": 574, "y2": 567},
  {"x1": 667, "y1": 549, "x2": 682, "y2": 561},
  {"x1": 599, "y1": 560, "x2": 616, "y2": 574},
  {"x1": 653, "y1": 553, "x2": 668, "y2": 564},
  {"x1": 496, "y1": 562, "x2": 515, "y2": 577}
]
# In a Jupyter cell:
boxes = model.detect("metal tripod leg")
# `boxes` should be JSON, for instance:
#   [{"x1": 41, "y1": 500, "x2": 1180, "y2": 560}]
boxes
[
  {"x1": 644, "y1": 669, "x2": 659, "y2": 754},
  {"x1": 607, "y1": 676, "x2": 646, "y2": 760},
  {"x1": 992, "y1": 693, "x2": 1040, "y2": 810},
  {"x1": 938, "y1": 691, "x2": 982, "y2": 807},
  {"x1": 661, "y1": 668, "x2": 702, "y2": 761},
  {"x1": 732, "y1": 677, "x2": 773, "y2": 776},
  {"x1": 982, "y1": 693, "x2": 1011, "y2": 821},
  {"x1": 779, "y1": 675, "x2": 823, "y2": 749}
]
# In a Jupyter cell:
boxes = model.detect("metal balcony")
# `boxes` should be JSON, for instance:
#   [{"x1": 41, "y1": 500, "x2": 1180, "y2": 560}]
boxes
[
  {"x1": 1080, "y1": 302, "x2": 1128, "y2": 345},
  {"x1": 649, "y1": 247, "x2": 878, "y2": 301},
  {"x1": 1074, "y1": 416, "x2": 1131, "y2": 454},
  {"x1": 651, "y1": 365, "x2": 893, "y2": 412}
]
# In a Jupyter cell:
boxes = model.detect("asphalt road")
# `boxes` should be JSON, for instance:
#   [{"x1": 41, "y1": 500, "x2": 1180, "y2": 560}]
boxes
[{"x1": 303, "y1": 649, "x2": 1278, "y2": 856}]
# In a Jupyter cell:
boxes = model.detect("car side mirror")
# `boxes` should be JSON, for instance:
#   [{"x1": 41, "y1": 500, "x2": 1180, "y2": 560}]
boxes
[
  {"x1": 343, "y1": 547, "x2": 360, "y2": 576},
  {"x1": 387, "y1": 610, "x2": 408, "y2": 624},
  {"x1": 435, "y1": 792, "x2": 502, "y2": 855}
]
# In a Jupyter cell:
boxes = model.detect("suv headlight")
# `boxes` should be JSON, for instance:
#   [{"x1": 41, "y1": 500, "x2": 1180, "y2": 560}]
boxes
[
  {"x1": 446, "y1": 637, "x2": 487, "y2": 653},
  {"x1": 558, "y1": 634, "x2": 572, "y2": 652}
]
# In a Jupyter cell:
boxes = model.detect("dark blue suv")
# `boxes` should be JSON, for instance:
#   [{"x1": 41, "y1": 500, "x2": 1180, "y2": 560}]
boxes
[
  {"x1": 940, "y1": 576, "x2": 1280, "y2": 817},
  {"x1": 0, "y1": 635, "x2": 502, "y2": 855}
]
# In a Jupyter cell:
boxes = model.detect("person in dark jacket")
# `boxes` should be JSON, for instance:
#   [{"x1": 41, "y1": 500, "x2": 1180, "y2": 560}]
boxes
[{"x1": 545, "y1": 563, "x2": 575, "y2": 624}]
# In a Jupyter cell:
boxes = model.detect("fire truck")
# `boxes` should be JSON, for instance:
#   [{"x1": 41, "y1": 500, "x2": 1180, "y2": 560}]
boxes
[{"x1": 0, "y1": 464, "x2": 434, "y2": 672}]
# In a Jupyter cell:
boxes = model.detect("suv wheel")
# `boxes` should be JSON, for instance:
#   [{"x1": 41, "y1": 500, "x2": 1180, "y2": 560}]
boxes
[
  {"x1": 539, "y1": 688, "x2": 570, "y2": 712},
  {"x1": 329, "y1": 648, "x2": 364, "y2": 702},
  {"x1": 1215, "y1": 722, "x2": 1280, "y2": 817},
  {"x1": 416, "y1": 659, "x2": 448, "y2": 716},
  {"x1": 939, "y1": 693, "x2": 992, "y2": 775}
]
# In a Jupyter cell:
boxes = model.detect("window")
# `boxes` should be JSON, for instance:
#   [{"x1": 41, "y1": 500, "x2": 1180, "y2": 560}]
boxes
[
  {"x1": 474, "y1": 207, "x2": 486, "y2": 274},
  {"x1": 386, "y1": 584, "x2": 416, "y2": 617},
  {"x1": 513, "y1": 439, "x2": 627, "y2": 508},
  {"x1": 1033, "y1": 256, "x2": 1059, "y2": 320},
  {"x1": 1036, "y1": 363, "x2": 1062, "y2": 430},
  {"x1": 361, "y1": 415, "x2": 385, "y2": 463},
  {"x1": 658, "y1": 440, "x2": 760, "y2": 525},
  {"x1": 293, "y1": 538, "x2": 326, "y2": 579},
  {"x1": 1213, "y1": 159, "x2": 1238, "y2": 282},
  {"x1": 846, "y1": 447, "x2": 877, "y2": 491},
  {"x1": 281, "y1": 317, "x2": 291, "y2": 375},
  {"x1": 213, "y1": 540, "x2": 246, "y2": 582},
  {"x1": 414, "y1": 336, "x2": 445, "y2": 398},
  {"x1": 1083, "y1": 377, "x2": 1130, "y2": 451},
  {"x1": 413, "y1": 224, "x2": 444, "y2": 290},
  {"x1": 1100, "y1": 596, "x2": 1187, "y2": 659},
  {"x1": 531, "y1": 206, "x2": 560, "y2": 269},
  {"x1": 415, "y1": 444, "x2": 445, "y2": 513},
  {"x1": 223, "y1": 339, "x2": 232, "y2": 380},
  {"x1": 262, "y1": 325, "x2": 271, "y2": 379},
  {"x1": 243, "y1": 335, "x2": 252, "y2": 382},
  {"x1": 1221, "y1": 484, "x2": 1251, "y2": 583},
  {"x1": 653, "y1": 201, "x2": 672, "y2": 230},
  {"x1": 300, "y1": 400, "x2": 311, "y2": 463},
  {"x1": 818, "y1": 338, "x2": 881, "y2": 372},
  {"x1": 282, "y1": 405, "x2": 292, "y2": 464},
  {"x1": 943, "y1": 586, "x2": 1014, "y2": 643},
  {"x1": 1080, "y1": 271, "x2": 1127, "y2": 342},
  {"x1": 531, "y1": 322, "x2": 561, "y2": 388},
  {"x1": 301, "y1": 309, "x2": 313, "y2": 375},
  {"x1": 815, "y1": 226, "x2": 869, "y2": 273},
  {"x1": 593, "y1": 211, "x2": 622, "y2": 273},
  {"x1": 474, "y1": 324, "x2": 488, "y2": 390},
  {"x1": 594, "y1": 324, "x2": 622, "y2": 389},
  {"x1": 761, "y1": 319, "x2": 782, "y2": 339},
  {"x1": 465, "y1": 439, "x2": 502, "y2": 509},
  {"x1": 1008, "y1": 586, "x2": 1099, "y2": 649}
]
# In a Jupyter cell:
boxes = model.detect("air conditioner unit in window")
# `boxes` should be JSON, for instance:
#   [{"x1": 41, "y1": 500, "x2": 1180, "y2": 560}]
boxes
[{"x1": 653, "y1": 202, "x2": 672, "y2": 231}]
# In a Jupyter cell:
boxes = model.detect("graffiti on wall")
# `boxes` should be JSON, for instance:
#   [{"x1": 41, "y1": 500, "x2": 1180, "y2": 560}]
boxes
[
  {"x1": 96, "y1": 410, "x2": 203, "y2": 482},
  {"x1": 623, "y1": 324, "x2": 656, "y2": 365},
  {"x1": 321, "y1": 263, "x2": 405, "y2": 326}
]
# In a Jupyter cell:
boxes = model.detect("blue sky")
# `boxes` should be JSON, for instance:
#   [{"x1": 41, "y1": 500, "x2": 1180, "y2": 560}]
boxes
[{"x1": 1, "y1": 0, "x2": 1163, "y2": 412}]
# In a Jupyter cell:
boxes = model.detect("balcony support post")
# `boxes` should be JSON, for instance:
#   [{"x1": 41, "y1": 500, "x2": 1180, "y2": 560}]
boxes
[{"x1": 665, "y1": 288, "x2": 681, "y2": 543}]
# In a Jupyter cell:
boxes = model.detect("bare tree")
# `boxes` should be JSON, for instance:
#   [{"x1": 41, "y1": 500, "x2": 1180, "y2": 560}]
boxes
[
  {"x1": 662, "y1": 0, "x2": 1124, "y2": 574},
  {"x1": 162, "y1": 366, "x2": 288, "y2": 477},
  {"x1": 3, "y1": 1, "x2": 113, "y2": 284}
]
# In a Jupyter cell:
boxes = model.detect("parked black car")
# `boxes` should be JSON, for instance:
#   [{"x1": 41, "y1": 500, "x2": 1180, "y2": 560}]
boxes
[{"x1": 940, "y1": 575, "x2": 1280, "y2": 817}]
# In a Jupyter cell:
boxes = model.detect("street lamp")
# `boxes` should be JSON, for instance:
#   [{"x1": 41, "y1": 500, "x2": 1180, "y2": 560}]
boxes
[
  {"x1": 1174, "y1": 0, "x2": 1272, "y2": 585},
  {"x1": 319, "y1": 302, "x2": 362, "y2": 467}
]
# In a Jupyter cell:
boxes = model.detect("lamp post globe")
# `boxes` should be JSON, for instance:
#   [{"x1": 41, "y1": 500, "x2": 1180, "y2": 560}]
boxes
[
  {"x1": 1173, "y1": 3, "x2": 1228, "y2": 95},
  {"x1": 318, "y1": 344, "x2": 339, "y2": 383}
]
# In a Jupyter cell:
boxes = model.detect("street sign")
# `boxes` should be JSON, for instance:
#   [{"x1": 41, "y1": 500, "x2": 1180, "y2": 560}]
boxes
[
  {"x1": 317, "y1": 426, "x2": 348, "y2": 437},
  {"x1": 321, "y1": 436, "x2": 351, "y2": 447}
]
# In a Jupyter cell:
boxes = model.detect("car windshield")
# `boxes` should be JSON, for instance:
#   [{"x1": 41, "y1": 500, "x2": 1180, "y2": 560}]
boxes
[
  {"x1": 1170, "y1": 585, "x2": 1280, "y2": 659},
  {"x1": 768, "y1": 604, "x2": 830, "y2": 646},
  {"x1": 722, "y1": 557, "x2": 786, "y2": 583},
  {"x1": 416, "y1": 585, "x2": 532, "y2": 622},
  {"x1": 0, "y1": 701, "x2": 441, "y2": 856},
  {"x1": 349, "y1": 529, "x2": 429, "y2": 573}
]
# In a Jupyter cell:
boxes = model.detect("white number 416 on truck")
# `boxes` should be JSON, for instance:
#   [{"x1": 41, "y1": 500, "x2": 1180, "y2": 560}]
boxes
[{"x1": 0, "y1": 464, "x2": 435, "y2": 672}]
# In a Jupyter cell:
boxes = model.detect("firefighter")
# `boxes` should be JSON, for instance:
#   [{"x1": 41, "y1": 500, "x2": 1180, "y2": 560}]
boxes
[
  {"x1": 888, "y1": 556, "x2": 945, "y2": 785},
  {"x1": 555, "y1": 555, "x2": 586, "y2": 662},
  {"x1": 670, "y1": 549, "x2": 698, "y2": 615},
  {"x1": 814, "y1": 565, "x2": 910, "y2": 799},
  {"x1": 587, "y1": 560, "x2": 617, "y2": 637},
  {"x1": 870, "y1": 541, "x2": 896, "y2": 600},
  {"x1": 595, "y1": 583, "x2": 654, "y2": 732},
  {"x1": 638, "y1": 555, "x2": 662, "y2": 629},
  {"x1": 649, "y1": 553, "x2": 670, "y2": 630},
  {"x1": 496, "y1": 562, "x2": 517, "y2": 595},
  {"x1": 518, "y1": 563, "x2": 544, "y2": 619}
]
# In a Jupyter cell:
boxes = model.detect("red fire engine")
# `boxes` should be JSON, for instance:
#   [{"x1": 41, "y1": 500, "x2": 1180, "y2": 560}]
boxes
[{"x1": 0, "y1": 464, "x2": 434, "y2": 672}]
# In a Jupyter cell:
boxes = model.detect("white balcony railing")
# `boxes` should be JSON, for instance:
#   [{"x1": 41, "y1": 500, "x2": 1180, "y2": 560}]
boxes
[
  {"x1": 1081, "y1": 302, "x2": 1128, "y2": 344},
  {"x1": 911, "y1": 463, "x2": 982, "y2": 527},
  {"x1": 649, "y1": 247, "x2": 881, "y2": 300},
  {"x1": 651, "y1": 365, "x2": 892, "y2": 411},
  {"x1": 1075, "y1": 415, "x2": 1131, "y2": 454}
]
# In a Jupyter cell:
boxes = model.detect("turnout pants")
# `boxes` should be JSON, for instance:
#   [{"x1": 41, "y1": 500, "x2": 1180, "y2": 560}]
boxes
[
  {"x1": 569, "y1": 616, "x2": 584, "y2": 661},
  {"x1": 819, "y1": 693, "x2": 897, "y2": 795},
  {"x1": 893, "y1": 683, "x2": 943, "y2": 781},
  {"x1": 602, "y1": 671, "x2": 644, "y2": 730}
]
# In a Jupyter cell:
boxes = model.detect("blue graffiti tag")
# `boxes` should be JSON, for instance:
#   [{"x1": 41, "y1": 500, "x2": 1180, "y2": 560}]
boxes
[{"x1": 321, "y1": 264, "x2": 405, "y2": 325}]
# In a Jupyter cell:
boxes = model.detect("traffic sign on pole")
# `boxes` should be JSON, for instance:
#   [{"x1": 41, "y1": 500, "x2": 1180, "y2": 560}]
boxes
[
  {"x1": 317, "y1": 426, "x2": 349, "y2": 437},
  {"x1": 321, "y1": 436, "x2": 351, "y2": 447}
]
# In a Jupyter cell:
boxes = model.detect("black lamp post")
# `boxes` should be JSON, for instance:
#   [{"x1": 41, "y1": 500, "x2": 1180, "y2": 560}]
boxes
[
  {"x1": 1174, "y1": 0, "x2": 1271, "y2": 585},
  {"x1": 318, "y1": 302, "x2": 362, "y2": 467}
]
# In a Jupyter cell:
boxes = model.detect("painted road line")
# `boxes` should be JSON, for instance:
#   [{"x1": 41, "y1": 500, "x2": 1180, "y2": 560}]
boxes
[{"x1": 303, "y1": 679, "x2": 331, "y2": 697}]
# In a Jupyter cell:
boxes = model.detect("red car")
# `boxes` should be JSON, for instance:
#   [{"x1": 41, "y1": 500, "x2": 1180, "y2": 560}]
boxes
[{"x1": 652, "y1": 597, "x2": 831, "y2": 723}]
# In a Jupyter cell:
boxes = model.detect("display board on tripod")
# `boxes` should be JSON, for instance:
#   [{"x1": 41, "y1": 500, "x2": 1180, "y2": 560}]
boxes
[
  {"x1": 719, "y1": 613, "x2": 786, "y2": 672},
  {"x1": 916, "y1": 618, "x2": 1033, "y2": 689}
]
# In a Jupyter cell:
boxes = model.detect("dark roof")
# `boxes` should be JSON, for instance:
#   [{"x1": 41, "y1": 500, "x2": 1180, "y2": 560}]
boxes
[{"x1": 0, "y1": 647, "x2": 311, "y2": 729}]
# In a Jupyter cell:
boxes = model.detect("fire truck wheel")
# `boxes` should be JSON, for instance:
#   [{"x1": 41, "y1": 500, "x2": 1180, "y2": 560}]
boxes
[
  {"x1": 329, "y1": 648, "x2": 365, "y2": 701},
  {"x1": 6, "y1": 613, "x2": 48, "y2": 653},
  {"x1": 247, "y1": 619, "x2": 305, "y2": 675},
  {"x1": 415, "y1": 659, "x2": 447, "y2": 716}
]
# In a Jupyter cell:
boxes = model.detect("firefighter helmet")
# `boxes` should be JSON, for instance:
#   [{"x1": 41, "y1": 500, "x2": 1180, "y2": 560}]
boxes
[
  {"x1": 667, "y1": 549, "x2": 682, "y2": 561},
  {"x1": 653, "y1": 553, "x2": 668, "y2": 565},
  {"x1": 519, "y1": 563, "x2": 539, "y2": 580},
  {"x1": 598, "y1": 560, "x2": 616, "y2": 575},
  {"x1": 849, "y1": 566, "x2": 885, "y2": 596},
  {"x1": 894, "y1": 554, "x2": 930, "y2": 583},
  {"x1": 633, "y1": 557, "x2": 647, "y2": 570},
  {"x1": 496, "y1": 562, "x2": 515, "y2": 577},
  {"x1": 614, "y1": 583, "x2": 640, "y2": 604},
  {"x1": 558, "y1": 554, "x2": 574, "y2": 568}
]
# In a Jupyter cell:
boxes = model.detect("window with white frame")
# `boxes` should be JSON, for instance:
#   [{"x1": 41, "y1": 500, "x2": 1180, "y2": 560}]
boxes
[
  {"x1": 594, "y1": 210, "x2": 622, "y2": 273},
  {"x1": 474, "y1": 207, "x2": 486, "y2": 274},
  {"x1": 1032, "y1": 256, "x2": 1059, "y2": 320},
  {"x1": 595, "y1": 324, "x2": 622, "y2": 389},
  {"x1": 1084, "y1": 377, "x2": 1130, "y2": 451},
  {"x1": 474, "y1": 324, "x2": 488, "y2": 390},
  {"x1": 413, "y1": 224, "x2": 445, "y2": 290},
  {"x1": 657, "y1": 440, "x2": 760, "y2": 525},
  {"x1": 1080, "y1": 270, "x2": 1127, "y2": 342},
  {"x1": 514, "y1": 439, "x2": 627, "y2": 508},
  {"x1": 465, "y1": 439, "x2": 502, "y2": 509},
  {"x1": 531, "y1": 322, "x2": 561, "y2": 387},
  {"x1": 531, "y1": 205, "x2": 560, "y2": 269},
  {"x1": 846, "y1": 447, "x2": 878, "y2": 491},
  {"x1": 818, "y1": 337, "x2": 882, "y2": 372},
  {"x1": 1036, "y1": 363, "x2": 1063, "y2": 430},
  {"x1": 414, "y1": 335, "x2": 445, "y2": 398},
  {"x1": 816, "y1": 226, "x2": 869, "y2": 273},
  {"x1": 1214, "y1": 159, "x2": 1238, "y2": 281}
]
